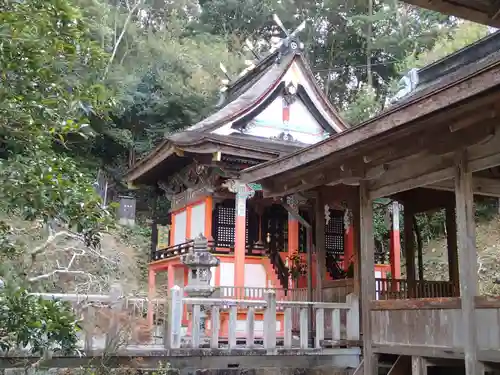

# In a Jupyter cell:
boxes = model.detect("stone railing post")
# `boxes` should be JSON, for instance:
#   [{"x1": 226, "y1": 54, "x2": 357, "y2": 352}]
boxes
[
  {"x1": 167, "y1": 285, "x2": 183, "y2": 348},
  {"x1": 264, "y1": 291, "x2": 276, "y2": 352},
  {"x1": 346, "y1": 293, "x2": 360, "y2": 341},
  {"x1": 105, "y1": 283, "x2": 124, "y2": 351}
]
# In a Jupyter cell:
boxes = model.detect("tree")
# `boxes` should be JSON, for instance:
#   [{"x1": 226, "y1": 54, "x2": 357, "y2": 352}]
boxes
[{"x1": 0, "y1": 0, "x2": 115, "y2": 355}]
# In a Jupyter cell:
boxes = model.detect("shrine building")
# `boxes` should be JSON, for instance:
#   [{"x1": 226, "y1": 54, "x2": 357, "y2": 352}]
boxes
[{"x1": 125, "y1": 24, "x2": 399, "y2": 335}]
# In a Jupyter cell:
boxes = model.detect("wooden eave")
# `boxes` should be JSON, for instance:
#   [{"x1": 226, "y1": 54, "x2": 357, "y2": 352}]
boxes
[
  {"x1": 125, "y1": 133, "x2": 302, "y2": 185},
  {"x1": 239, "y1": 51, "x2": 500, "y2": 196},
  {"x1": 400, "y1": 0, "x2": 500, "y2": 28}
]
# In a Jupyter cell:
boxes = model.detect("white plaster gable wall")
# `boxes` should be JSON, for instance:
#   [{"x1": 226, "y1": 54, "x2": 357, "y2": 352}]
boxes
[{"x1": 211, "y1": 60, "x2": 344, "y2": 142}]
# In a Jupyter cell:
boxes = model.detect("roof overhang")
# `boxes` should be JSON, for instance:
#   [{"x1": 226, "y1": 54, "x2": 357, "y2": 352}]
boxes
[
  {"x1": 239, "y1": 53, "x2": 500, "y2": 197},
  {"x1": 401, "y1": 0, "x2": 500, "y2": 28},
  {"x1": 125, "y1": 134, "x2": 301, "y2": 186}
]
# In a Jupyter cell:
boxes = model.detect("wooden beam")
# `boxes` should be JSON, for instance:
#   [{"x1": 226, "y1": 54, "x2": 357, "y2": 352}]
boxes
[
  {"x1": 445, "y1": 204, "x2": 459, "y2": 296},
  {"x1": 369, "y1": 125, "x2": 500, "y2": 199},
  {"x1": 314, "y1": 191, "x2": 326, "y2": 301},
  {"x1": 281, "y1": 201, "x2": 311, "y2": 228},
  {"x1": 454, "y1": 151, "x2": 480, "y2": 375},
  {"x1": 359, "y1": 180, "x2": 377, "y2": 375},
  {"x1": 404, "y1": 205, "x2": 416, "y2": 298},
  {"x1": 429, "y1": 176, "x2": 500, "y2": 197}
]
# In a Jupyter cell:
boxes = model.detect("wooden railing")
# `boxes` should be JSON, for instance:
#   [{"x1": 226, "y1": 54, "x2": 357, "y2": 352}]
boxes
[
  {"x1": 169, "y1": 287, "x2": 360, "y2": 350},
  {"x1": 375, "y1": 278, "x2": 456, "y2": 300},
  {"x1": 267, "y1": 248, "x2": 289, "y2": 289}
]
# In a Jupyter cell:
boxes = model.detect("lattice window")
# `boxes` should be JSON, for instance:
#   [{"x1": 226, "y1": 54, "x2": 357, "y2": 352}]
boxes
[
  {"x1": 325, "y1": 209, "x2": 344, "y2": 258},
  {"x1": 213, "y1": 200, "x2": 236, "y2": 248}
]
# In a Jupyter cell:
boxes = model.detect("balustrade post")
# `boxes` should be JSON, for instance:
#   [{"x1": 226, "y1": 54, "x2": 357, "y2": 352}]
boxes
[
  {"x1": 284, "y1": 308, "x2": 293, "y2": 348},
  {"x1": 246, "y1": 306, "x2": 255, "y2": 348},
  {"x1": 210, "y1": 305, "x2": 220, "y2": 349},
  {"x1": 229, "y1": 305, "x2": 237, "y2": 349},
  {"x1": 299, "y1": 308, "x2": 309, "y2": 349},
  {"x1": 346, "y1": 293, "x2": 360, "y2": 341},
  {"x1": 168, "y1": 285, "x2": 183, "y2": 349},
  {"x1": 315, "y1": 308, "x2": 325, "y2": 348},
  {"x1": 105, "y1": 283, "x2": 124, "y2": 351},
  {"x1": 264, "y1": 291, "x2": 277, "y2": 351}
]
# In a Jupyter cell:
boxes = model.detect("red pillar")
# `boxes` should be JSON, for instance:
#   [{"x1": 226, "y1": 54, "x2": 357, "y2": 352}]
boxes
[
  {"x1": 288, "y1": 216, "x2": 299, "y2": 288},
  {"x1": 147, "y1": 267, "x2": 156, "y2": 326},
  {"x1": 233, "y1": 184, "x2": 254, "y2": 298},
  {"x1": 389, "y1": 201, "x2": 401, "y2": 288}
]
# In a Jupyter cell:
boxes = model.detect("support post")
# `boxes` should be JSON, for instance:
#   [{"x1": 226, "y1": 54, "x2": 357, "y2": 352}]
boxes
[
  {"x1": 147, "y1": 268, "x2": 156, "y2": 326},
  {"x1": 389, "y1": 201, "x2": 401, "y2": 289},
  {"x1": 352, "y1": 188, "x2": 361, "y2": 297},
  {"x1": 232, "y1": 183, "x2": 255, "y2": 297},
  {"x1": 411, "y1": 356, "x2": 427, "y2": 375},
  {"x1": 445, "y1": 204, "x2": 459, "y2": 296},
  {"x1": 169, "y1": 285, "x2": 183, "y2": 349},
  {"x1": 455, "y1": 151, "x2": 481, "y2": 375},
  {"x1": 315, "y1": 192, "x2": 326, "y2": 301},
  {"x1": 288, "y1": 196, "x2": 300, "y2": 289},
  {"x1": 403, "y1": 205, "x2": 416, "y2": 298},
  {"x1": 306, "y1": 226, "x2": 314, "y2": 337},
  {"x1": 359, "y1": 181, "x2": 377, "y2": 375}
]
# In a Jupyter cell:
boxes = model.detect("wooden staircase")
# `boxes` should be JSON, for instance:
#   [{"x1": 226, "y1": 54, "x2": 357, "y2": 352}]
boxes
[
  {"x1": 325, "y1": 253, "x2": 347, "y2": 279},
  {"x1": 267, "y1": 248, "x2": 289, "y2": 289}
]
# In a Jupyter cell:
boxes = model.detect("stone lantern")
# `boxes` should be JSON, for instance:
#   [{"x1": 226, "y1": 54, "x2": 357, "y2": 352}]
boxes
[{"x1": 180, "y1": 235, "x2": 220, "y2": 345}]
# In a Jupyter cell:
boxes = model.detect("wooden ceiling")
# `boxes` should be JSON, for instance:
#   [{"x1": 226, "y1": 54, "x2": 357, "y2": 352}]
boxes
[{"x1": 402, "y1": 0, "x2": 500, "y2": 28}]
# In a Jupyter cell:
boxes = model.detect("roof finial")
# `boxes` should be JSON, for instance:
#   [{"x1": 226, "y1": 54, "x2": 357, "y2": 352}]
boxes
[{"x1": 270, "y1": 14, "x2": 306, "y2": 54}]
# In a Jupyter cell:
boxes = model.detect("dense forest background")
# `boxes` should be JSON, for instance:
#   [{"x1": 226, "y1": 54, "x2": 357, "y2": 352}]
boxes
[{"x1": 0, "y1": 0, "x2": 495, "y2": 285}]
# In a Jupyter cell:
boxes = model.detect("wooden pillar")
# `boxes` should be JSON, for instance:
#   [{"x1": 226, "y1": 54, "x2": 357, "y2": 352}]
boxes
[
  {"x1": 454, "y1": 151, "x2": 481, "y2": 375},
  {"x1": 359, "y1": 181, "x2": 377, "y2": 375},
  {"x1": 411, "y1": 357, "x2": 427, "y2": 375},
  {"x1": 147, "y1": 267, "x2": 156, "y2": 326},
  {"x1": 389, "y1": 201, "x2": 401, "y2": 283},
  {"x1": 403, "y1": 204, "x2": 416, "y2": 298},
  {"x1": 306, "y1": 226, "x2": 314, "y2": 334},
  {"x1": 315, "y1": 192, "x2": 326, "y2": 301},
  {"x1": 445, "y1": 204, "x2": 459, "y2": 296},
  {"x1": 352, "y1": 188, "x2": 361, "y2": 296}
]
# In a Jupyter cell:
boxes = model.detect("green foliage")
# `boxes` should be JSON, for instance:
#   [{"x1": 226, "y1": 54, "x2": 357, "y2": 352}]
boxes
[
  {"x1": 0, "y1": 285, "x2": 79, "y2": 355},
  {"x1": 0, "y1": 0, "x2": 115, "y2": 355},
  {"x1": 398, "y1": 21, "x2": 490, "y2": 73}
]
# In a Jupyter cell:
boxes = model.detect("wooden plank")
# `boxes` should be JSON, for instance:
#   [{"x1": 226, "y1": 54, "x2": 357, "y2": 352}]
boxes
[
  {"x1": 370, "y1": 298, "x2": 461, "y2": 311},
  {"x1": 445, "y1": 204, "x2": 460, "y2": 296},
  {"x1": 359, "y1": 180, "x2": 377, "y2": 375},
  {"x1": 315, "y1": 190, "x2": 326, "y2": 301},
  {"x1": 403, "y1": 206, "x2": 416, "y2": 298},
  {"x1": 429, "y1": 177, "x2": 500, "y2": 197},
  {"x1": 331, "y1": 308, "x2": 341, "y2": 342},
  {"x1": 346, "y1": 294, "x2": 360, "y2": 340},
  {"x1": 411, "y1": 356, "x2": 427, "y2": 375},
  {"x1": 454, "y1": 151, "x2": 480, "y2": 375}
]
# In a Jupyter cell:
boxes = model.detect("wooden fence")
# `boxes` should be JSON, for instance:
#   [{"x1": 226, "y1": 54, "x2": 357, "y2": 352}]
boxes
[{"x1": 375, "y1": 278, "x2": 456, "y2": 299}]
